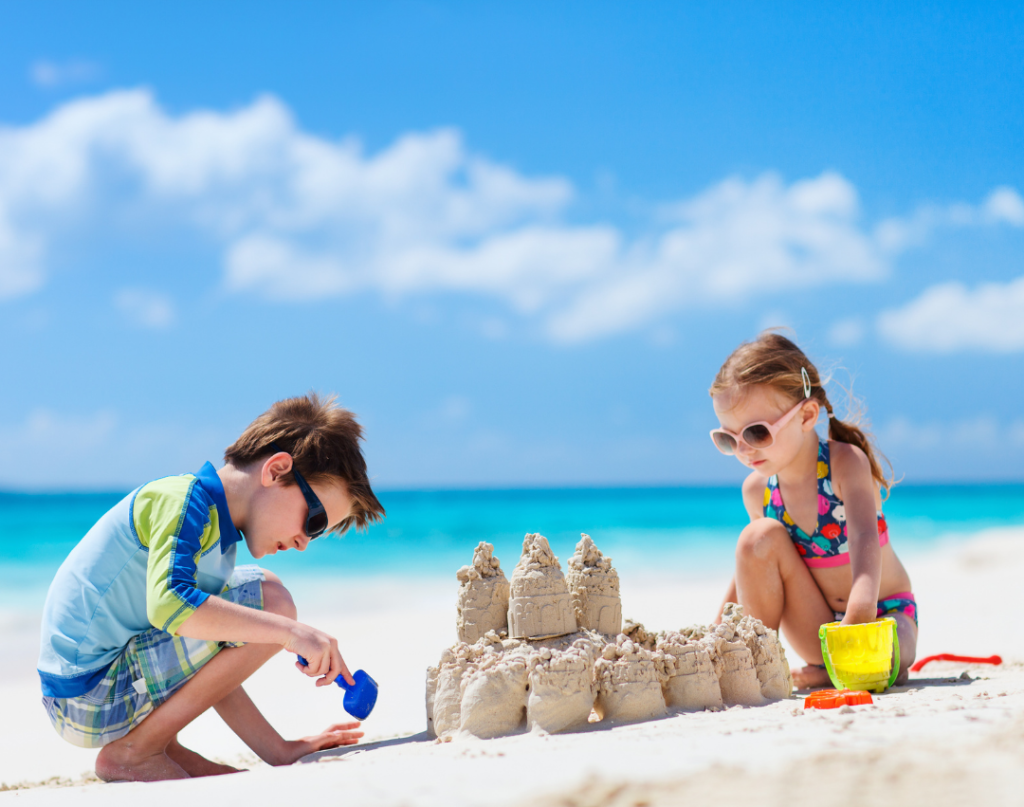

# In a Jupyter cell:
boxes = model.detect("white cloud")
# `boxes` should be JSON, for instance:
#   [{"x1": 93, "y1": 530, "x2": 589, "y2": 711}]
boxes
[
  {"x1": 438, "y1": 395, "x2": 472, "y2": 423},
  {"x1": 546, "y1": 172, "x2": 885, "y2": 341},
  {"x1": 874, "y1": 186, "x2": 1024, "y2": 253},
  {"x1": 880, "y1": 414, "x2": 1023, "y2": 451},
  {"x1": 0, "y1": 203, "x2": 44, "y2": 300},
  {"x1": 828, "y1": 316, "x2": 866, "y2": 347},
  {"x1": 113, "y1": 288, "x2": 175, "y2": 329},
  {"x1": 878, "y1": 275, "x2": 1024, "y2": 353},
  {"x1": 1, "y1": 89, "x2": 1020, "y2": 342},
  {"x1": 30, "y1": 60, "x2": 101, "y2": 89},
  {"x1": 0, "y1": 408, "x2": 229, "y2": 490}
]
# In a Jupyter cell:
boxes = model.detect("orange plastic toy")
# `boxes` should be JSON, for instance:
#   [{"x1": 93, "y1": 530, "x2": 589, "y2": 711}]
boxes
[{"x1": 804, "y1": 689, "x2": 874, "y2": 709}]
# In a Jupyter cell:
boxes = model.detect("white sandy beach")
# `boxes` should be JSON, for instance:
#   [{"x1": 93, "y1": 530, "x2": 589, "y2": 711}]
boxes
[{"x1": 2, "y1": 528, "x2": 1023, "y2": 806}]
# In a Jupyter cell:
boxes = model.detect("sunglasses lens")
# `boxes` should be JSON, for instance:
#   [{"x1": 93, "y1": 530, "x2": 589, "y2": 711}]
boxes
[
  {"x1": 712, "y1": 431, "x2": 738, "y2": 454},
  {"x1": 306, "y1": 510, "x2": 328, "y2": 539},
  {"x1": 743, "y1": 424, "x2": 773, "y2": 449}
]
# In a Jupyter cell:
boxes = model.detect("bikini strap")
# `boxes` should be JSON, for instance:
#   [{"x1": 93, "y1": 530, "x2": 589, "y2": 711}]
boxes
[{"x1": 817, "y1": 438, "x2": 840, "y2": 503}]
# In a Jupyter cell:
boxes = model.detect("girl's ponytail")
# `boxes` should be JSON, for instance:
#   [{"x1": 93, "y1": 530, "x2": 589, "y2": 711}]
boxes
[{"x1": 820, "y1": 399, "x2": 895, "y2": 500}]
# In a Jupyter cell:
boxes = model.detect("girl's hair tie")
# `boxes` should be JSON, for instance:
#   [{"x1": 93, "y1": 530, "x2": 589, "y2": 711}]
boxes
[
  {"x1": 827, "y1": 411, "x2": 836, "y2": 419},
  {"x1": 800, "y1": 367, "x2": 812, "y2": 399}
]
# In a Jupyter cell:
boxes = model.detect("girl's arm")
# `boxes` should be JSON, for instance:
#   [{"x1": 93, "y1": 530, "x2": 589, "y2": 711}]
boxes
[{"x1": 832, "y1": 442, "x2": 882, "y2": 625}]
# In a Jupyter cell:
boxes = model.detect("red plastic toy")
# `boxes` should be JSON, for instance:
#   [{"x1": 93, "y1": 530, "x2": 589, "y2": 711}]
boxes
[{"x1": 909, "y1": 654, "x2": 1002, "y2": 673}]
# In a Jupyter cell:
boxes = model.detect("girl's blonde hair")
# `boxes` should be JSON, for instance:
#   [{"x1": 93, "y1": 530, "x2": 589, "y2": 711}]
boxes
[{"x1": 709, "y1": 331, "x2": 895, "y2": 498}]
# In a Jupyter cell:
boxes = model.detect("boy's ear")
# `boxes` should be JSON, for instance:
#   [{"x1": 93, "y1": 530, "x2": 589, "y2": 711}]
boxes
[{"x1": 261, "y1": 451, "x2": 294, "y2": 486}]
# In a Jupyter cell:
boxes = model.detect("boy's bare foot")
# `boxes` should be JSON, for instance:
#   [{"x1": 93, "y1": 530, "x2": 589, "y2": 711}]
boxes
[
  {"x1": 95, "y1": 743, "x2": 190, "y2": 782},
  {"x1": 792, "y1": 664, "x2": 833, "y2": 690},
  {"x1": 167, "y1": 739, "x2": 243, "y2": 777}
]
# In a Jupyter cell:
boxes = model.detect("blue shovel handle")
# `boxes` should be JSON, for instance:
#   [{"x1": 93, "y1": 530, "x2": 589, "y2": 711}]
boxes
[
  {"x1": 297, "y1": 655, "x2": 351, "y2": 688},
  {"x1": 296, "y1": 656, "x2": 378, "y2": 720}
]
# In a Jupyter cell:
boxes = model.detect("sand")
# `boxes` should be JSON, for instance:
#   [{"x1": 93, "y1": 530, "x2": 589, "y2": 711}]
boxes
[{"x1": 3, "y1": 527, "x2": 1024, "y2": 807}]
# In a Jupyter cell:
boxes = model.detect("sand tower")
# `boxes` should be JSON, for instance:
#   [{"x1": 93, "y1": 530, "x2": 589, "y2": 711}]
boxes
[
  {"x1": 526, "y1": 640, "x2": 599, "y2": 734},
  {"x1": 725, "y1": 604, "x2": 793, "y2": 700},
  {"x1": 566, "y1": 534, "x2": 622, "y2": 635},
  {"x1": 456, "y1": 542, "x2": 510, "y2": 643},
  {"x1": 657, "y1": 631, "x2": 723, "y2": 711},
  {"x1": 593, "y1": 635, "x2": 668, "y2": 723},
  {"x1": 507, "y1": 533, "x2": 578, "y2": 640},
  {"x1": 704, "y1": 610, "x2": 765, "y2": 707}
]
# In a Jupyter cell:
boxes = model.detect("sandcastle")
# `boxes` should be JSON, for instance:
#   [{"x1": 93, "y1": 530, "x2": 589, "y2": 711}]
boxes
[
  {"x1": 566, "y1": 534, "x2": 622, "y2": 635},
  {"x1": 657, "y1": 630, "x2": 723, "y2": 711},
  {"x1": 507, "y1": 533, "x2": 577, "y2": 639},
  {"x1": 526, "y1": 638, "x2": 599, "y2": 733},
  {"x1": 426, "y1": 534, "x2": 793, "y2": 742},
  {"x1": 456, "y1": 542, "x2": 510, "y2": 643},
  {"x1": 726, "y1": 603, "x2": 793, "y2": 700},
  {"x1": 594, "y1": 635, "x2": 667, "y2": 723}
]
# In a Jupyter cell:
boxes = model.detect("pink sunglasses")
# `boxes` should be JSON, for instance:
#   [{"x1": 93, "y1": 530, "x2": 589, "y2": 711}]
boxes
[{"x1": 710, "y1": 398, "x2": 808, "y2": 455}]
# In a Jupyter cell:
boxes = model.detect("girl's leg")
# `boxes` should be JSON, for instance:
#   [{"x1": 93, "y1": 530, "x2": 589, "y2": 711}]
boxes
[
  {"x1": 734, "y1": 518, "x2": 835, "y2": 687},
  {"x1": 95, "y1": 578, "x2": 296, "y2": 783}
]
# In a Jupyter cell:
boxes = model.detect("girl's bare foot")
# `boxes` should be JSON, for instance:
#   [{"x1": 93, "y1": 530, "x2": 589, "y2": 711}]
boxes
[
  {"x1": 791, "y1": 665, "x2": 833, "y2": 689},
  {"x1": 167, "y1": 739, "x2": 243, "y2": 777},
  {"x1": 95, "y1": 743, "x2": 190, "y2": 782}
]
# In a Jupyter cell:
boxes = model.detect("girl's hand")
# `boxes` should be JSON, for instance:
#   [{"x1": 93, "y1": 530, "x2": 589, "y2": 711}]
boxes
[
  {"x1": 285, "y1": 624, "x2": 355, "y2": 686},
  {"x1": 272, "y1": 723, "x2": 364, "y2": 765},
  {"x1": 840, "y1": 602, "x2": 877, "y2": 625}
]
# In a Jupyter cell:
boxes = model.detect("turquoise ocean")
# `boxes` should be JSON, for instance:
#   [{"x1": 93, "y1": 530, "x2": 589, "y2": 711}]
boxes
[{"x1": 3, "y1": 483, "x2": 1024, "y2": 608}]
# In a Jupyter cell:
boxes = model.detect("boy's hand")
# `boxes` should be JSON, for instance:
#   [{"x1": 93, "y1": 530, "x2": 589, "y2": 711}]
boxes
[
  {"x1": 272, "y1": 722, "x2": 364, "y2": 765},
  {"x1": 285, "y1": 624, "x2": 355, "y2": 686}
]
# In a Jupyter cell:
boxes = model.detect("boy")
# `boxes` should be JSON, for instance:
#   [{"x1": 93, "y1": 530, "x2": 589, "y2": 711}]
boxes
[{"x1": 37, "y1": 393, "x2": 385, "y2": 782}]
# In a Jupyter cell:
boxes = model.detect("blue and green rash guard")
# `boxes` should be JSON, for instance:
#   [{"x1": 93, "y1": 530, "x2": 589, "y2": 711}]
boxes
[{"x1": 37, "y1": 463, "x2": 243, "y2": 698}]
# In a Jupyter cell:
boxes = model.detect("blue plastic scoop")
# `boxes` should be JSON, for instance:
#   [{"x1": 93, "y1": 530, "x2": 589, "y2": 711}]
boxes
[{"x1": 297, "y1": 656, "x2": 378, "y2": 720}]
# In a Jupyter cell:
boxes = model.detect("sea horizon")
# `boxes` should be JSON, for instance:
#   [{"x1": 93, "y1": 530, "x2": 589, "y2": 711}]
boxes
[{"x1": 4, "y1": 482, "x2": 1024, "y2": 606}]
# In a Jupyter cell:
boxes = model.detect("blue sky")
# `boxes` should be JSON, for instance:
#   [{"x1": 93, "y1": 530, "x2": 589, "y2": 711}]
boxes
[{"x1": 1, "y1": 2, "x2": 1023, "y2": 490}]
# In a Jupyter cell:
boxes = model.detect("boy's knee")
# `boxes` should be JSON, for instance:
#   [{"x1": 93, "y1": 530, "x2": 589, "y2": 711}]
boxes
[
  {"x1": 261, "y1": 578, "x2": 297, "y2": 620},
  {"x1": 736, "y1": 518, "x2": 788, "y2": 562}
]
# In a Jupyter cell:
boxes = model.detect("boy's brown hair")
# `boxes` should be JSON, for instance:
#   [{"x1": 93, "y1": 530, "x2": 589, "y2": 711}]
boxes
[{"x1": 224, "y1": 392, "x2": 385, "y2": 534}]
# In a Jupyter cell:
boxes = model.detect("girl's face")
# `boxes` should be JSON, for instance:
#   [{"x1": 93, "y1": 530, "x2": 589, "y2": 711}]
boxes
[{"x1": 712, "y1": 384, "x2": 819, "y2": 476}]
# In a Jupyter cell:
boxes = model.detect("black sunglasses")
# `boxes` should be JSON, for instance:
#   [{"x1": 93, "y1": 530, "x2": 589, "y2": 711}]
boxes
[{"x1": 271, "y1": 442, "x2": 329, "y2": 539}]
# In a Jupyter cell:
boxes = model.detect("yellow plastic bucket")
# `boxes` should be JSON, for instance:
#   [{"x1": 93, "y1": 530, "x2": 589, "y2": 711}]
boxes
[{"x1": 818, "y1": 617, "x2": 900, "y2": 693}]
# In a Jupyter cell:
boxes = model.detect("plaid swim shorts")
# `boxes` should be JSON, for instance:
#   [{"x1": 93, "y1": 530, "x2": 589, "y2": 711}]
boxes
[{"x1": 42, "y1": 565, "x2": 266, "y2": 749}]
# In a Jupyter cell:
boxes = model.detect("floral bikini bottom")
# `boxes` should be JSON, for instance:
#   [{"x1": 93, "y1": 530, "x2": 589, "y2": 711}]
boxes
[{"x1": 832, "y1": 591, "x2": 918, "y2": 627}]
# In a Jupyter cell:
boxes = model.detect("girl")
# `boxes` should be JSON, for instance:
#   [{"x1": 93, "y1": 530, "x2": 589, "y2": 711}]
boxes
[{"x1": 710, "y1": 332, "x2": 917, "y2": 688}]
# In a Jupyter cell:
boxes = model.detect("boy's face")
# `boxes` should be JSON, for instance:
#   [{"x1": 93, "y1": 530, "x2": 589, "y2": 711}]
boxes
[{"x1": 243, "y1": 453, "x2": 355, "y2": 559}]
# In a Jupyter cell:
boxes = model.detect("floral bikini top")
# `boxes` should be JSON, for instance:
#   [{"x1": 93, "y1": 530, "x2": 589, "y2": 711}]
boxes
[{"x1": 763, "y1": 439, "x2": 889, "y2": 568}]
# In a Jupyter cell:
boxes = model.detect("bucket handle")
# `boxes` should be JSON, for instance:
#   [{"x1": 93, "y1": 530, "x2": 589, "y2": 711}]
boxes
[
  {"x1": 887, "y1": 617, "x2": 901, "y2": 689},
  {"x1": 818, "y1": 622, "x2": 841, "y2": 690}
]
